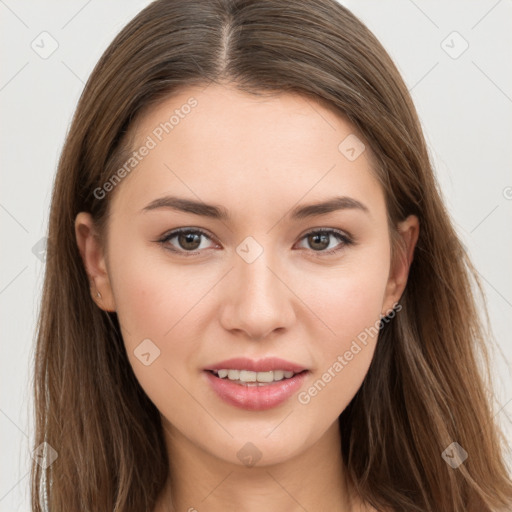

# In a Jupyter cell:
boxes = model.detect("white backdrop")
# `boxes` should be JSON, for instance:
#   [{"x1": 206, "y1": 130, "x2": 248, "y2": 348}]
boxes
[{"x1": 1, "y1": 1, "x2": 511, "y2": 509}]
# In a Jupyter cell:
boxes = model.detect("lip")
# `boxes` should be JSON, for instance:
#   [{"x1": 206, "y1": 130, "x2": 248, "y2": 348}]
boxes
[
  {"x1": 204, "y1": 369, "x2": 309, "y2": 411},
  {"x1": 204, "y1": 357, "x2": 307, "y2": 373}
]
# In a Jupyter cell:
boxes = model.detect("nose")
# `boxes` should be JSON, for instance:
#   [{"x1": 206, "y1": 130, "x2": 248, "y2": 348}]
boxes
[{"x1": 219, "y1": 250, "x2": 296, "y2": 341}]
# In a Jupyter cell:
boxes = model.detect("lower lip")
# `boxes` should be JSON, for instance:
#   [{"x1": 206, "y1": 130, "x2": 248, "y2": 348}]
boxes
[{"x1": 204, "y1": 370, "x2": 308, "y2": 411}]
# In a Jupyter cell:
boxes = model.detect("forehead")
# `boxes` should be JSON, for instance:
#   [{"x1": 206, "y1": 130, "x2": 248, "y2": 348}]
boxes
[{"x1": 109, "y1": 83, "x2": 385, "y2": 222}]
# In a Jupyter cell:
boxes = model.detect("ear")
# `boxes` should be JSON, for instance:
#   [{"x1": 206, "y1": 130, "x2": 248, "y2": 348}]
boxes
[
  {"x1": 74, "y1": 212, "x2": 116, "y2": 312},
  {"x1": 382, "y1": 214, "x2": 419, "y2": 315}
]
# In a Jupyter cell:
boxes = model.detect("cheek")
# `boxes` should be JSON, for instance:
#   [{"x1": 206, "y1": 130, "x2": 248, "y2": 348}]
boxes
[
  {"x1": 107, "y1": 247, "x2": 203, "y2": 421},
  {"x1": 107, "y1": 239, "x2": 213, "y2": 382},
  {"x1": 106, "y1": 234, "x2": 177, "y2": 351},
  {"x1": 295, "y1": 248, "x2": 390, "y2": 408},
  {"x1": 109, "y1": 262, "x2": 167, "y2": 343},
  {"x1": 107, "y1": 228, "x2": 187, "y2": 336},
  {"x1": 300, "y1": 245, "x2": 390, "y2": 345}
]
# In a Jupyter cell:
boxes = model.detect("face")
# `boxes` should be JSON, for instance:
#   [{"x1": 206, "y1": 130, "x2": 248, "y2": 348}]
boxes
[{"x1": 76, "y1": 83, "x2": 418, "y2": 468}]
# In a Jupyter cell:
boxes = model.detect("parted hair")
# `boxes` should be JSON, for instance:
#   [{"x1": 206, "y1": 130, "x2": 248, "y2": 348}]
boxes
[{"x1": 31, "y1": 1, "x2": 512, "y2": 511}]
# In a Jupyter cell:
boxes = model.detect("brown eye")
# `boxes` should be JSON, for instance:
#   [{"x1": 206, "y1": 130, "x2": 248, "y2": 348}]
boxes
[
  {"x1": 296, "y1": 229, "x2": 353, "y2": 255},
  {"x1": 159, "y1": 228, "x2": 215, "y2": 255},
  {"x1": 177, "y1": 231, "x2": 202, "y2": 251},
  {"x1": 307, "y1": 232, "x2": 330, "y2": 251}
]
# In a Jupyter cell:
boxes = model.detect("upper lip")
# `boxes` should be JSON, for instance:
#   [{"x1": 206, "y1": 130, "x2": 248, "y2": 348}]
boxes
[{"x1": 204, "y1": 357, "x2": 307, "y2": 373}]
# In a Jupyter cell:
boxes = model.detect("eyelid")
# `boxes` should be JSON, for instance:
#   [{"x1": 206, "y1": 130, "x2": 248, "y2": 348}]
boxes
[
  {"x1": 296, "y1": 226, "x2": 354, "y2": 244},
  {"x1": 295, "y1": 228, "x2": 354, "y2": 257},
  {"x1": 157, "y1": 227, "x2": 218, "y2": 254},
  {"x1": 157, "y1": 227, "x2": 354, "y2": 257}
]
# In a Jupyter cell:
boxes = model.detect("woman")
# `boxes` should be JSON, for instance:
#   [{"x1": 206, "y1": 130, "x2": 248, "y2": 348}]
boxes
[{"x1": 31, "y1": 0, "x2": 512, "y2": 511}]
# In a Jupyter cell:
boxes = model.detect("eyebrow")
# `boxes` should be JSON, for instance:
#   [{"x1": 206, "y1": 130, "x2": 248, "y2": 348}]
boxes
[{"x1": 141, "y1": 195, "x2": 369, "y2": 220}]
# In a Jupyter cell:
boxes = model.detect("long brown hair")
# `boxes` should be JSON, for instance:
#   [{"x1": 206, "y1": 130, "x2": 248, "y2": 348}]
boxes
[{"x1": 31, "y1": 1, "x2": 512, "y2": 510}]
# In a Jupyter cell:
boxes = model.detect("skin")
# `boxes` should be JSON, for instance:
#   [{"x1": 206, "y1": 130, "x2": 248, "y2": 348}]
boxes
[{"x1": 75, "y1": 83, "x2": 419, "y2": 512}]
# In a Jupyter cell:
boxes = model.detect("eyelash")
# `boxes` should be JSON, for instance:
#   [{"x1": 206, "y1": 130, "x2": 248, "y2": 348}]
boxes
[{"x1": 157, "y1": 227, "x2": 354, "y2": 258}]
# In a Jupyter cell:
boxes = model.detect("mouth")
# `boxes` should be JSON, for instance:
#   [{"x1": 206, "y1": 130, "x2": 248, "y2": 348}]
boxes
[
  {"x1": 204, "y1": 366, "x2": 309, "y2": 411},
  {"x1": 206, "y1": 368, "x2": 308, "y2": 386}
]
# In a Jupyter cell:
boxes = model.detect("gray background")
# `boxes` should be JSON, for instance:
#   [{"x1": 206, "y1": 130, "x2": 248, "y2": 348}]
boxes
[{"x1": 1, "y1": 0, "x2": 511, "y2": 509}]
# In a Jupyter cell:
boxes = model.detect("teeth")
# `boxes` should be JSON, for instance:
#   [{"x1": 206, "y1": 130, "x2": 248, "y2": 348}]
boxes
[
  {"x1": 227, "y1": 369, "x2": 239, "y2": 380},
  {"x1": 273, "y1": 370, "x2": 284, "y2": 381},
  {"x1": 239, "y1": 370, "x2": 257, "y2": 382},
  {"x1": 254, "y1": 371, "x2": 273, "y2": 383},
  {"x1": 212, "y1": 369, "x2": 300, "y2": 383}
]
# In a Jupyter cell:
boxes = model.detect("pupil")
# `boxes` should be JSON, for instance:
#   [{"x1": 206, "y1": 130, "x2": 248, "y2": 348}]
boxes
[
  {"x1": 309, "y1": 233, "x2": 329, "y2": 250},
  {"x1": 180, "y1": 232, "x2": 200, "y2": 250}
]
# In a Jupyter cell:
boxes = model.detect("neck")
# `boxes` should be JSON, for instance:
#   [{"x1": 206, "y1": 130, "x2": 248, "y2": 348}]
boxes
[{"x1": 154, "y1": 418, "x2": 360, "y2": 512}]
